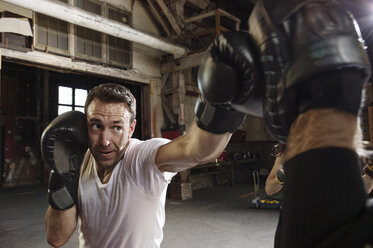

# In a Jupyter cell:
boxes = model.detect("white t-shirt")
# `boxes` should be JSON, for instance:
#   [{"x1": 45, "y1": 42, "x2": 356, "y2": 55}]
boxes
[{"x1": 78, "y1": 138, "x2": 175, "y2": 248}]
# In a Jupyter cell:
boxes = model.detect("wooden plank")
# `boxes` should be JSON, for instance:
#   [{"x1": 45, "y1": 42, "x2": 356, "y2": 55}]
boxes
[
  {"x1": 160, "y1": 73, "x2": 169, "y2": 88},
  {"x1": 216, "y1": 9, "x2": 220, "y2": 36},
  {"x1": 219, "y1": 26, "x2": 230, "y2": 32},
  {"x1": 1, "y1": 48, "x2": 151, "y2": 84},
  {"x1": 161, "y1": 87, "x2": 178, "y2": 95},
  {"x1": 2, "y1": 0, "x2": 186, "y2": 58},
  {"x1": 187, "y1": 0, "x2": 209, "y2": 9},
  {"x1": 146, "y1": 0, "x2": 172, "y2": 37},
  {"x1": 154, "y1": 0, "x2": 181, "y2": 35},
  {"x1": 185, "y1": 84, "x2": 199, "y2": 94},
  {"x1": 184, "y1": 10, "x2": 216, "y2": 23},
  {"x1": 161, "y1": 95, "x2": 176, "y2": 124},
  {"x1": 0, "y1": 0, "x2": 32, "y2": 18},
  {"x1": 218, "y1": 9, "x2": 241, "y2": 24},
  {"x1": 175, "y1": 28, "x2": 215, "y2": 42},
  {"x1": 141, "y1": 85, "x2": 152, "y2": 139},
  {"x1": 160, "y1": 51, "x2": 204, "y2": 73}
]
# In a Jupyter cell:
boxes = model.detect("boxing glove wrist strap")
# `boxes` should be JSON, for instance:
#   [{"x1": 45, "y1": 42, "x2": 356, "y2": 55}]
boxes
[
  {"x1": 48, "y1": 170, "x2": 78, "y2": 210},
  {"x1": 195, "y1": 97, "x2": 245, "y2": 134}
]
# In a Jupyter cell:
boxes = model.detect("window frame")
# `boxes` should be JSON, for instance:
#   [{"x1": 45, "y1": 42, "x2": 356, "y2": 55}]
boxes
[
  {"x1": 33, "y1": 12, "x2": 70, "y2": 55},
  {"x1": 33, "y1": 0, "x2": 133, "y2": 68},
  {"x1": 106, "y1": 4, "x2": 132, "y2": 68},
  {"x1": 57, "y1": 85, "x2": 87, "y2": 115},
  {"x1": 73, "y1": 0, "x2": 104, "y2": 63}
]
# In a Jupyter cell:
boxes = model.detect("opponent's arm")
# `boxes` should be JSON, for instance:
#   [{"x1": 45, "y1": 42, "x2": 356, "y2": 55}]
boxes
[
  {"x1": 41, "y1": 111, "x2": 88, "y2": 247},
  {"x1": 363, "y1": 161, "x2": 373, "y2": 194},
  {"x1": 265, "y1": 155, "x2": 284, "y2": 196},
  {"x1": 362, "y1": 174, "x2": 373, "y2": 194}
]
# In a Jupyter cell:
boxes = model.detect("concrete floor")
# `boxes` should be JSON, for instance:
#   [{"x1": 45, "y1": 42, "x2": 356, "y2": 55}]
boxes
[{"x1": 0, "y1": 182, "x2": 280, "y2": 248}]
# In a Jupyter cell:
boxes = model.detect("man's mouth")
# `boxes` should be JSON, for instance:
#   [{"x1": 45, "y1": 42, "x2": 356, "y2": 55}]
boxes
[{"x1": 96, "y1": 150, "x2": 114, "y2": 159}]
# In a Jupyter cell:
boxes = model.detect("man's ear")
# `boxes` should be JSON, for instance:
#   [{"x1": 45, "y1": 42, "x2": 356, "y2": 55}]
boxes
[{"x1": 129, "y1": 119, "x2": 136, "y2": 137}]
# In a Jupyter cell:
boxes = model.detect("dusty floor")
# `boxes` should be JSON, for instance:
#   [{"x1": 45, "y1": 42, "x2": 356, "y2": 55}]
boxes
[{"x1": 0, "y1": 182, "x2": 280, "y2": 248}]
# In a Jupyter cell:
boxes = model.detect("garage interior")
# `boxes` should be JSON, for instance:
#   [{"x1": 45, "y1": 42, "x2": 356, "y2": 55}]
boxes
[{"x1": 0, "y1": 0, "x2": 373, "y2": 247}]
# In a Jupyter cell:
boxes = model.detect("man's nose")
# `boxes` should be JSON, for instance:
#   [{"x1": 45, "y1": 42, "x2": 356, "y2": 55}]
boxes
[{"x1": 100, "y1": 130, "x2": 111, "y2": 147}]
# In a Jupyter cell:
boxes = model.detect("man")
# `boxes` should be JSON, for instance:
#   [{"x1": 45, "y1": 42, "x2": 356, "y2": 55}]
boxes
[{"x1": 42, "y1": 83, "x2": 243, "y2": 247}]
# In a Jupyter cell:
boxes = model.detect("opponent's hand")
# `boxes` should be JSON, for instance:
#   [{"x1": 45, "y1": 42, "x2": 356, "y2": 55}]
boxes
[{"x1": 41, "y1": 111, "x2": 88, "y2": 210}]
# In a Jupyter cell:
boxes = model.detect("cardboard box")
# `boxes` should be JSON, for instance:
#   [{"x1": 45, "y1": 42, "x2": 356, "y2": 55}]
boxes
[{"x1": 169, "y1": 182, "x2": 193, "y2": 200}]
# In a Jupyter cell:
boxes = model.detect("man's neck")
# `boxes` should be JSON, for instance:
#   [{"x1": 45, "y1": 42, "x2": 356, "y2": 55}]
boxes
[{"x1": 96, "y1": 140, "x2": 130, "y2": 184}]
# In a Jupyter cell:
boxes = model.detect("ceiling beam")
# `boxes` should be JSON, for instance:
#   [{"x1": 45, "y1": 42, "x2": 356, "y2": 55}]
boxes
[
  {"x1": 145, "y1": 0, "x2": 172, "y2": 37},
  {"x1": 154, "y1": 0, "x2": 182, "y2": 35},
  {"x1": 1, "y1": 48, "x2": 152, "y2": 84},
  {"x1": 2, "y1": 0, "x2": 187, "y2": 58}
]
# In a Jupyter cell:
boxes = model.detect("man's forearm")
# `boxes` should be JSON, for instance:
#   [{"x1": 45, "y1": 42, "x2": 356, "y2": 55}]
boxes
[
  {"x1": 45, "y1": 206, "x2": 77, "y2": 247},
  {"x1": 156, "y1": 121, "x2": 231, "y2": 172},
  {"x1": 188, "y1": 121, "x2": 231, "y2": 163}
]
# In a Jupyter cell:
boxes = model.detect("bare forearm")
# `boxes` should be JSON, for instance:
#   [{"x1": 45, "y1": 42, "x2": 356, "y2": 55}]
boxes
[
  {"x1": 187, "y1": 122, "x2": 231, "y2": 163},
  {"x1": 362, "y1": 175, "x2": 373, "y2": 194},
  {"x1": 265, "y1": 177, "x2": 283, "y2": 196},
  {"x1": 45, "y1": 206, "x2": 77, "y2": 247},
  {"x1": 157, "y1": 121, "x2": 231, "y2": 172},
  {"x1": 265, "y1": 156, "x2": 284, "y2": 196}
]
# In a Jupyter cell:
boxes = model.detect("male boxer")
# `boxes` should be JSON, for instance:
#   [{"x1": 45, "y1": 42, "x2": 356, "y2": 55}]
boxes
[
  {"x1": 197, "y1": 0, "x2": 373, "y2": 246},
  {"x1": 42, "y1": 82, "x2": 245, "y2": 247}
]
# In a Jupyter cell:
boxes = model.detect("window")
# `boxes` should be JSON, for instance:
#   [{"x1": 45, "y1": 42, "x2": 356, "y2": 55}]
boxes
[
  {"x1": 33, "y1": 0, "x2": 132, "y2": 68},
  {"x1": 76, "y1": 0, "x2": 101, "y2": 13},
  {"x1": 35, "y1": 13, "x2": 68, "y2": 52},
  {"x1": 107, "y1": 6, "x2": 131, "y2": 67},
  {"x1": 76, "y1": 26, "x2": 102, "y2": 59},
  {"x1": 75, "y1": 0, "x2": 103, "y2": 60},
  {"x1": 58, "y1": 86, "x2": 87, "y2": 115}
]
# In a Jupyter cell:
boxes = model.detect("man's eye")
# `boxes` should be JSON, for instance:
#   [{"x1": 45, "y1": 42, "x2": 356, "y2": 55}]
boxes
[
  {"x1": 91, "y1": 123, "x2": 101, "y2": 129},
  {"x1": 114, "y1": 126, "x2": 122, "y2": 131}
]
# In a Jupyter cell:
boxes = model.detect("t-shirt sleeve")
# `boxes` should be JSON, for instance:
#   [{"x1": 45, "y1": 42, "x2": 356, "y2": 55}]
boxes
[{"x1": 125, "y1": 138, "x2": 176, "y2": 196}]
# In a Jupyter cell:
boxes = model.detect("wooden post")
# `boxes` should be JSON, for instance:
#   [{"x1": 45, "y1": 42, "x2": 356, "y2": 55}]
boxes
[
  {"x1": 215, "y1": 9, "x2": 221, "y2": 37},
  {"x1": 367, "y1": 105, "x2": 373, "y2": 146}
]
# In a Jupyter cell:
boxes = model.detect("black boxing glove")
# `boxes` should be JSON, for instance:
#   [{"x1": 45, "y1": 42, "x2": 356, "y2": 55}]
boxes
[
  {"x1": 41, "y1": 111, "x2": 88, "y2": 210},
  {"x1": 249, "y1": 0, "x2": 371, "y2": 143},
  {"x1": 196, "y1": 31, "x2": 263, "y2": 134}
]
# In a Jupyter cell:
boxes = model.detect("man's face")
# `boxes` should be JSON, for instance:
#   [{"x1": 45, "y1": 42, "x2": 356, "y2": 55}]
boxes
[{"x1": 86, "y1": 98, "x2": 136, "y2": 169}]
